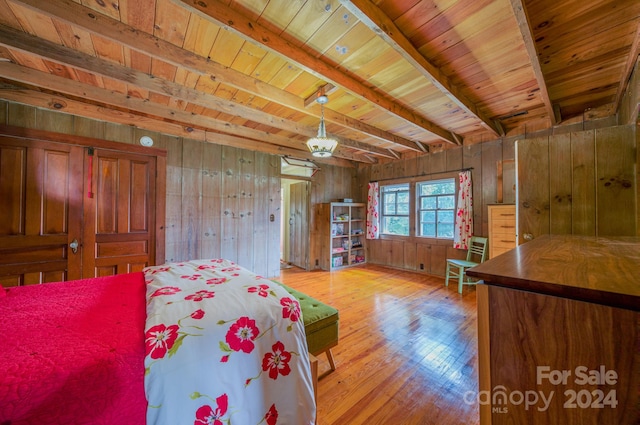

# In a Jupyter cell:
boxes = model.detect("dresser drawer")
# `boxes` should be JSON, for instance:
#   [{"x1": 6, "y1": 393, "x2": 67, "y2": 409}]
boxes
[
  {"x1": 490, "y1": 246, "x2": 513, "y2": 258},
  {"x1": 492, "y1": 237, "x2": 516, "y2": 249},
  {"x1": 490, "y1": 209, "x2": 516, "y2": 220},
  {"x1": 491, "y1": 218, "x2": 516, "y2": 233}
]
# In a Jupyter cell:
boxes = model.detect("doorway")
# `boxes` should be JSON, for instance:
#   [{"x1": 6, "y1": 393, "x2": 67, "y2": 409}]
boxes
[
  {"x1": 281, "y1": 179, "x2": 310, "y2": 270},
  {"x1": 280, "y1": 156, "x2": 316, "y2": 271}
]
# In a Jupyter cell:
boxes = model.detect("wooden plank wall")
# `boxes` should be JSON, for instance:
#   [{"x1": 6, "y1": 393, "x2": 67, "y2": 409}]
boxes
[
  {"x1": 620, "y1": 59, "x2": 640, "y2": 234},
  {"x1": 517, "y1": 125, "x2": 637, "y2": 241},
  {"x1": 0, "y1": 101, "x2": 282, "y2": 278}
]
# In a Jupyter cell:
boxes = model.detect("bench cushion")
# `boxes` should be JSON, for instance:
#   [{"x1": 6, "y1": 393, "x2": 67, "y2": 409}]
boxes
[{"x1": 274, "y1": 282, "x2": 339, "y2": 355}]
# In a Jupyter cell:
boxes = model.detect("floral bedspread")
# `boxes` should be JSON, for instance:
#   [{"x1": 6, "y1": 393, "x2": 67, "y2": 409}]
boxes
[{"x1": 143, "y1": 259, "x2": 316, "y2": 425}]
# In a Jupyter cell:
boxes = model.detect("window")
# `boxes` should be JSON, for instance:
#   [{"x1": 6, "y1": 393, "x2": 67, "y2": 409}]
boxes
[
  {"x1": 381, "y1": 183, "x2": 410, "y2": 235},
  {"x1": 417, "y1": 179, "x2": 456, "y2": 238}
]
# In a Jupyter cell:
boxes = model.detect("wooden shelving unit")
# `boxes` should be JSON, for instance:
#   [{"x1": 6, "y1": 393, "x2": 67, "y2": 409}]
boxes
[{"x1": 319, "y1": 202, "x2": 366, "y2": 270}]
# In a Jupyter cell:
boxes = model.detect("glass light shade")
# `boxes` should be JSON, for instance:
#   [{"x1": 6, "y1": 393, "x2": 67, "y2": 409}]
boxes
[
  {"x1": 306, "y1": 106, "x2": 337, "y2": 157},
  {"x1": 306, "y1": 137, "x2": 338, "y2": 157}
]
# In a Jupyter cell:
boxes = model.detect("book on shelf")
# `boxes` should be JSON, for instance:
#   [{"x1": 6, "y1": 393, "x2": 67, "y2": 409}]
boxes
[{"x1": 331, "y1": 223, "x2": 344, "y2": 236}]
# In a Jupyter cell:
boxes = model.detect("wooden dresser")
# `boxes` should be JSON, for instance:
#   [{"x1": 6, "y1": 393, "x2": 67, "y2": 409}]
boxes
[
  {"x1": 487, "y1": 204, "x2": 517, "y2": 259},
  {"x1": 467, "y1": 235, "x2": 640, "y2": 425}
]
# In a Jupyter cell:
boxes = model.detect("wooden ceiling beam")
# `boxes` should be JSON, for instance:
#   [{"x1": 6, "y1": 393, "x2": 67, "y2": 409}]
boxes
[
  {"x1": 0, "y1": 62, "x2": 293, "y2": 146},
  {"x1": 553, "y1": 104, "x2": 562, "y2": 125},
  {"x1": 0, "y1": 61, "x2": 377, "y2": 162},
  {"x1": 509, "y1": 0, "x2": 557, "y2": 126},
  {"x1": 0, "y1": 85, "x2": 362, "y2": 167},
  {"x1": 11, "y1": 0, "x2": 425, "y2": 153},
  {"x1": 177, "y1": 0, "x2": 460, "y2": 146},
  {"x1": 0, "y1": 82, "x2": 209, "y2": 140},
  {"x1": 415, "y1": 141, "x2": 429, "y2": 153},
  {"x1": 339, "y1": 0, "x2": 500, "y2": 137},
  {"x1": 493, "y1": 119, "x2": 506, "y2": 138},
  {"x1": 451, "y1": 132, "x2": 462, "y2": 146}
]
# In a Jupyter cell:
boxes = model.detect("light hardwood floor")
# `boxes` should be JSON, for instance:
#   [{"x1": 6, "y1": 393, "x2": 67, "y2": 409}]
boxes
[{"x1": 279, "y1": 264, "x2": 480, "y2": 425}]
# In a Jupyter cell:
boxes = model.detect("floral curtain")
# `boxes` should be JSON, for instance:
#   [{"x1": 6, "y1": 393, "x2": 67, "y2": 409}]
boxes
[
  {"x1": 366, "y1": 182, "x2": 380, "y2": 240},
  {"x1": 453, "y1": 170, "x2": 473, "y2": 249}
]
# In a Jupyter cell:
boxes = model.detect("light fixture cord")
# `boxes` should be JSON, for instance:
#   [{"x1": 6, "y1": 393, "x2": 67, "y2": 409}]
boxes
[{"x1": 318, "y1": 103, "x2": 327, "y2": 137}]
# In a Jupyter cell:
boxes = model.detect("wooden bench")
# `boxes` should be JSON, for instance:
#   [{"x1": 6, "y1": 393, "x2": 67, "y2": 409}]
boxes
[{"x1": 275, "y1": 282, "x2": 339, "y2": 374}]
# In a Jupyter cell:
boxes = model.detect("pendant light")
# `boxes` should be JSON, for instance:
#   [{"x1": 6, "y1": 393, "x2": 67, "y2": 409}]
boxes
[{"x1": 306, "y1": 94, "x2": 338, "y2": 157}]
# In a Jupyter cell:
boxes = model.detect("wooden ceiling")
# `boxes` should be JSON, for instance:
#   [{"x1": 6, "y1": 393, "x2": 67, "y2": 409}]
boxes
[{"x1": 0, "y1": 0, "x2": 638, "y2": 165}]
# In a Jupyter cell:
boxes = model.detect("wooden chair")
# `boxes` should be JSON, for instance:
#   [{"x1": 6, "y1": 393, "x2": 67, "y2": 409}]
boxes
[{"x1": 445, "y1": 236, "x2": 488, "y2": 293}]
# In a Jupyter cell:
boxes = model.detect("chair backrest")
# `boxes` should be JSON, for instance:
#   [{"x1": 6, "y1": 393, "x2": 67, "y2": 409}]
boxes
[{"x1": 466, "y1": 236, "x2": 488, "y2": 263}]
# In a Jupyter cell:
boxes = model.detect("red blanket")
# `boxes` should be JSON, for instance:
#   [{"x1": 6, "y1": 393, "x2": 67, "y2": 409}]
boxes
[{"x1": 0, "y1": 273, "x2": 147, "y2": 425}]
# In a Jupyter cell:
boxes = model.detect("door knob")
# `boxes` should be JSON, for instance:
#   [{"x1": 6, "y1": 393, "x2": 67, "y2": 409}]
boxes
[{"x1": 69, "y1": 239, "x2": 79, "y2": 254}]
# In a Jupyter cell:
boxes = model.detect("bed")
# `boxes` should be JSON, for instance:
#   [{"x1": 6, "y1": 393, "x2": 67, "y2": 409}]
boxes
[{"x1": 0, "y1": 259, "x2": 316, "y2": 425}]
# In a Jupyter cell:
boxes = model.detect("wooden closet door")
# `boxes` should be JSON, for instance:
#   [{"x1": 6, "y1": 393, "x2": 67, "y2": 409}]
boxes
[
  {"x1": 82, "y1": 149, "x2": 156, "y2": 276},
  {"x1": 0, "y1": 136, "x2": 83, "y2": 285},
  {"x1": 288, "y1": 181, "x2": 309, "y2": 270}
]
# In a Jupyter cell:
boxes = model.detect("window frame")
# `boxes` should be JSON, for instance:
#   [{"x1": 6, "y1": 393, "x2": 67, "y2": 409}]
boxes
[
  {"x1": 416, "y1": 178, "x2": 457, "y2": 240},
  {"x1": 380, "y1": 183, "x2": 411, "y2": 236},
  {"x1": 374, "y1": 172, "x2": 460, "y2": 241}
]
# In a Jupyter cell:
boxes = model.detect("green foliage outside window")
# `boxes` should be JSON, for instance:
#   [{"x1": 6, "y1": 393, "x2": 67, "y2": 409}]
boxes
[
  {"x1": 418, "y1": 179, "x2": 455, "y2": 239},
  {"x1": 381, "y1": 184, "x2": 409, "y2": 236}
]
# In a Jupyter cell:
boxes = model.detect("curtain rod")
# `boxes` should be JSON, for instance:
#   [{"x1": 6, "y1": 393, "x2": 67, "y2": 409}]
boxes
[{"x1": 370, "y1": 167, "x2": 473, "y2": 183}]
